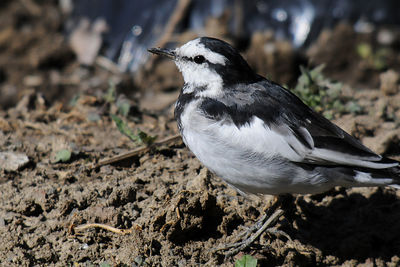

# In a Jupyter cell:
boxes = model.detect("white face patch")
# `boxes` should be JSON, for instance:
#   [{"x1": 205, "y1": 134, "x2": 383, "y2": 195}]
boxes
[
  {"x1": 174, "y1": 38, "x2": 227, "y2": 98},
  {"x1": 176, "y1": 38, "x2": 227, "y2": 65}
]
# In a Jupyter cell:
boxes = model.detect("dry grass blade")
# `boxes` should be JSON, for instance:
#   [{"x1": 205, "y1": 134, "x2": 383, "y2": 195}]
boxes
[
  {"x1": 73, "y1": 223, "x2": 140, "y2": 235},
  {"x1": 93, "y1": 134, "x2": 182, "y2": 169}
]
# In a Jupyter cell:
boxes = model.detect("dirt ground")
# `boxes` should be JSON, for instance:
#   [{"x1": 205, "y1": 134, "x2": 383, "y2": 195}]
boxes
[{"x1": 2, "y1": 1, "x2": 400, "y2": 266}]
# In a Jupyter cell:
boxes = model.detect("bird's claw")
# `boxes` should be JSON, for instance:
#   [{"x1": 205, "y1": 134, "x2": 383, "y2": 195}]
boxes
[{"x1": 212, "y1": 209, "x2": 287, "y2": 258}]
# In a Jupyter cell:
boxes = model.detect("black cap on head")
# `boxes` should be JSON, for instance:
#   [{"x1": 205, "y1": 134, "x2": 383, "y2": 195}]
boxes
[{"x1": 198, "y1": 37, "x2": 261, "y2": 85}]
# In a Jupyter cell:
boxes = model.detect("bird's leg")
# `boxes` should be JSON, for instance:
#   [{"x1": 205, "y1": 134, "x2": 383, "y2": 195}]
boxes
[
  {"x1": 212, "y1": 195, "x2": 292, "y2": 257},
  {"x1": 230, "y1": 196, "x2": 280, "y2": 241}
]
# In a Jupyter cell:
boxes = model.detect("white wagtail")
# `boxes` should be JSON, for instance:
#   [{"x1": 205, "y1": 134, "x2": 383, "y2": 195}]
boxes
[{"x1": 149, "y1": 37, "x2": 400, "y2": 252}]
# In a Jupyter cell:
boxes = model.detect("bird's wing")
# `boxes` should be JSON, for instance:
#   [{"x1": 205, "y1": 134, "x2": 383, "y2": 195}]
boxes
[{"x1": 201, "y1": 80, "x2": 398, "y2": 169}]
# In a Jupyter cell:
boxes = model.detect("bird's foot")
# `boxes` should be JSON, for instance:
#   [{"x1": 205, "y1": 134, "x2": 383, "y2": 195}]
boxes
[{"x1": 212, "y1": 209, "x2": 290, "y2": 258}]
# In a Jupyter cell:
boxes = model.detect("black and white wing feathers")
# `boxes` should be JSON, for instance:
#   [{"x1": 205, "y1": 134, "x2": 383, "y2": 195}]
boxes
[{"x1": 200, "y1": 79, "x2": 399, "y2": 170}]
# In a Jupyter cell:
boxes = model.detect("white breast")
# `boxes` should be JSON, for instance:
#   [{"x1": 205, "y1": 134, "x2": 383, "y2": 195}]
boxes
[{"x1": 178, "y1": 100, "x2": 329, "y2": 195}]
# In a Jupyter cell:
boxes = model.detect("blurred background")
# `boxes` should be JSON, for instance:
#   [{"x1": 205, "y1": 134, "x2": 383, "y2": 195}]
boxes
[
  {"x1": 2, "y1": 0, "x2": 400, "y2": 111},
  {"x1": 2, "y1": 1, "x2": 400, "y2": 266}
]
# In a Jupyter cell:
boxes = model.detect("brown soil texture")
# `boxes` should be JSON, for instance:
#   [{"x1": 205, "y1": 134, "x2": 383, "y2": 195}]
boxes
[{"x1": 2, "y1": 1, "x2": 400, "y2": 266}]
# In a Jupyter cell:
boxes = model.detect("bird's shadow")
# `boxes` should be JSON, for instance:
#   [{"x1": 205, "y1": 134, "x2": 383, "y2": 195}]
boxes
[{"x1": 286, "y1": 188, "x2": 400, "y2": 262}]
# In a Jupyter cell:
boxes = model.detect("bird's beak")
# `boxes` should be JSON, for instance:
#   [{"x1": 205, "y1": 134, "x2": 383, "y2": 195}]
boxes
[{"x1": 148, "y1": 47, "x2": 176, "y2": 60}]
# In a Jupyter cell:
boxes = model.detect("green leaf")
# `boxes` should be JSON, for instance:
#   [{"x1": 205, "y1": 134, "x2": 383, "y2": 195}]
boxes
[
  {"x1": 292, "y1": 64, "x2": 353, "y2": 119},
  {"x1": 54, "y1": 149, "x2": 72, "y2": 163},
  {"x1": 235, "y1": 255, "x2": 258, "y2": 267},
  {"x1": 111, "y1": 114, "x2": 156, "y2": 146},
  {"x1": 357, "y1": 43, "x2": 372, "y2": 59},
  {"x1": 116, "y1": 98, "x2": 131, "y2": 117},
  {"x1": 137, "y1": 129, "x2": 157, "y2": 146},
  {"x1": 104, "y1": 81, "x2": 116, "y2": 103},
  {"x1": 111, "y1": 114, "x2": 137, "y2": 141}
]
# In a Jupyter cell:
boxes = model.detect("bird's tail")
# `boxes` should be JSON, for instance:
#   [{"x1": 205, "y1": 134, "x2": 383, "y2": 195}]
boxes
[{"x1": 355, "y1": 157, "x2": 400, "y2": 187}]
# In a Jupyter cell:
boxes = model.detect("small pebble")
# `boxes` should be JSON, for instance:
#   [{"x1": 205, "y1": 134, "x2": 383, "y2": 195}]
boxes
[{"x1": 0, "y1": 151, "x2": 29, "y2": 171}]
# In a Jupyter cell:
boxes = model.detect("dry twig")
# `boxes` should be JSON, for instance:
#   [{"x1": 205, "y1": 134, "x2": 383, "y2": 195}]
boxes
[{"x1": 145, "y1": 0, "x2": 192, "y2": 70}]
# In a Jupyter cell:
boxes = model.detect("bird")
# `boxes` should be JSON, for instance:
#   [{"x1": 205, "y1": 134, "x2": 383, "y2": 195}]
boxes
[{"x1": 148, "y1": 37, "x2": 400, "y2": 253}]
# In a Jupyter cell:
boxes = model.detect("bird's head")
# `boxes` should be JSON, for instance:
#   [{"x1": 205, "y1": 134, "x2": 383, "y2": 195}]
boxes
[{"x1": 149, "y1": 37, "x2": 260, "y2": 98}]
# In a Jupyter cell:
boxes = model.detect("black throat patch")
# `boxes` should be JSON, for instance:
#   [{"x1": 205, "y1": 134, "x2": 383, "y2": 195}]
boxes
[{"x1": 174, "y1": 89, "x2": 196, "y2": 131}]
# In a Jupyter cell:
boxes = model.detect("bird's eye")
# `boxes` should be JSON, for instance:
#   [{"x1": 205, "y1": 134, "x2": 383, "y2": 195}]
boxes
[{"x1": 193, "y1": 55, "x2": 205, "y2": 64}]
